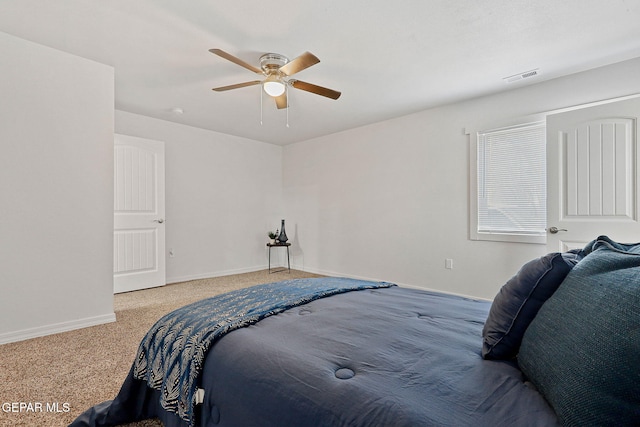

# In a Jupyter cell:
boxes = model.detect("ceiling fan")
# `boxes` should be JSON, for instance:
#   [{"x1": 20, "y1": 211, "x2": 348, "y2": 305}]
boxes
[{"x1": 209, "y1": 49, "x2": 341, "y2": 109}]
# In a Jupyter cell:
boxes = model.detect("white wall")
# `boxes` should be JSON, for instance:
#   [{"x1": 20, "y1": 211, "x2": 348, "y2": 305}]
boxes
[
  {"x1": 115, "y1": 111, "x2": 284, "y2": 283},
  {"x1": 2, "y1": 30, "x2": 637, "y2": 344},
  {"x1": 0, "y1": 32, "x2": 115, "y2": 343},
  {"x1": 283, "y1": 57, "x2": 640, "y2": 300}
]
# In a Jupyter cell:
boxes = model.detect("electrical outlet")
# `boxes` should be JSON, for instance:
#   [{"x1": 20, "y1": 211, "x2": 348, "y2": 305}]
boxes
[{"x1": 445, "y1": 258, "x2": 453, "y2": 269}]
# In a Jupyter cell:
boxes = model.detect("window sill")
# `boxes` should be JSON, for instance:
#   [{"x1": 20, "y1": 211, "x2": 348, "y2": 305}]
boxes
[{"x1": 470, "y1": 231, "x2": 546, "y2": 245}]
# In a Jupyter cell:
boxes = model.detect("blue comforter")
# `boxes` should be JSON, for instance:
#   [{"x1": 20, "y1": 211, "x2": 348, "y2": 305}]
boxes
[
  {"x1": 71, "y1": 278, "x2": 559, "y2": 427},
  {"x1": 199, "y1": 286, "x2": 559, "y2": 426}
]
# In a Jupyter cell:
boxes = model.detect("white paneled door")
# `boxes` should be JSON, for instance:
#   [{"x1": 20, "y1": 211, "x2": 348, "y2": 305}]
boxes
[
  {"x1": 547, "y1": 97, "x2": 640, "y2": 252},
  {"x1": 113, "y1": 134, "x2": 166, "y2": 293}
]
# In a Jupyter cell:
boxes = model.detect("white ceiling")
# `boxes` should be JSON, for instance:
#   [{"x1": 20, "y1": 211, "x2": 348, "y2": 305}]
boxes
[{"x1": 2, "y1": 0, "x2": 640, "y2": 145}]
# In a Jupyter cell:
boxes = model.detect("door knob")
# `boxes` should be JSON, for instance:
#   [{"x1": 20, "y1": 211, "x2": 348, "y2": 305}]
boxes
[
  {"x1": 548, "y1": 226, "x2": 567, "y2": 234},
  {"x1": 153, "y1": 218, "x2": 165, "y2": 224}
]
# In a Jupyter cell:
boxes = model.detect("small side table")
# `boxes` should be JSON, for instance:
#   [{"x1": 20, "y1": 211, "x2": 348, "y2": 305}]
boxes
[{"x1": 266, "y1": 242, "x2": 291, "y2": 273}]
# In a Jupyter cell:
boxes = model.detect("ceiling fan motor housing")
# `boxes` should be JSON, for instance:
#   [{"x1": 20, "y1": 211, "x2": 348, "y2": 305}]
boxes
[{"x1": 260, "y1": 53, "x2": 289, "y2": 75}]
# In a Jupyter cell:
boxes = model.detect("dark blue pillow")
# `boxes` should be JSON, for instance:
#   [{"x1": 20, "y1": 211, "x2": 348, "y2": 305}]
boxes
[
  {"x1": 482, "y1": 251, "x2": 580, "y2": 360},
  {"x1": 518, "y1": 237, "x2": 640, "y2": 426}
]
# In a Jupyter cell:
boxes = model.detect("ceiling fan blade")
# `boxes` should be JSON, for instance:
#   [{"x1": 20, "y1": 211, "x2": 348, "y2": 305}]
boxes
[
  {"x1": 279, "y1": 52, "x2": 320, "y2": 76},
  {"x1": 209, "y1": 49, "x2": 262, "y2": 74},
  {"x1": 212, "y1": 80, "x2": 261, "y2": 91},
  {"x1": 290, "y1": 80, "x2": 341, "y2": 100},
  {"x1": 275, "y1": 92, "x2": 288, "y2": 109}
]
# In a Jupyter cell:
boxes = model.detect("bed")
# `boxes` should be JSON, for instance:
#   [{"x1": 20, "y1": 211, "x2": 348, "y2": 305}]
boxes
[{"x1": 71, "y1": 236, "x2": 640, "y2": 426}]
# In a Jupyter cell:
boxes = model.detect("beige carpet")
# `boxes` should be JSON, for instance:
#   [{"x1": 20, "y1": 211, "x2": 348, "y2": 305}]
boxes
[{"x1": 0, "y1": 269, "x2": 322, "y2": 427}]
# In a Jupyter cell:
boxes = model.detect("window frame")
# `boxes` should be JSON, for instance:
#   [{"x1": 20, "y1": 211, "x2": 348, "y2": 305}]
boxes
[{"x1": 469, "y1": 120, "x2": 547, "y2": 245}]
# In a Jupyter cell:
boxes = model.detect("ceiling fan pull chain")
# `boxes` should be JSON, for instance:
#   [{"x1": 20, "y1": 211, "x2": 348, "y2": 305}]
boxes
[
  {"x1": 260, "y1": 86, "x2": 263, "y2": 125},
  {"x1": 286, "y1": 85, "x2": 290, "y2": 128}
]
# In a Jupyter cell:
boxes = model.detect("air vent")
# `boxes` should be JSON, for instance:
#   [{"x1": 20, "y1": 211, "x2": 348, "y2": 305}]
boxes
[{"x1": 503, "y1": 69, "x2": 540, "y2": 84}]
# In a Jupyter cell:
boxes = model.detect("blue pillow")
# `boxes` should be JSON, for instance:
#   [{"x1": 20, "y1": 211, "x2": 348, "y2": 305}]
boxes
[
  {"x1": 581, "y1": 234, "x2": 640, "y2": 256},
  {"x1": 482, "y1": 251, "x2": 580, "y2": 360},
  {"x1": 518, "y1": 237, "x2": 640, "y2": 425}
]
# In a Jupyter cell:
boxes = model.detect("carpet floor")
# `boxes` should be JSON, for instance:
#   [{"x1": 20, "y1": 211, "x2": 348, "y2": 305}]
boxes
[{"x1": 0, "y1": 269, "x2": 322, "y2": 427}]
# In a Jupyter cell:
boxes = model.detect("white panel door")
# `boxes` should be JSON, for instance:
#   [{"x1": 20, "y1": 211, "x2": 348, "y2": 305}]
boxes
[
  {"x1": 114, "y1": 134, "x2": 165, "y2": 293},
  {"x1": 547, "y1": 97, "x2": 640, "y2": 253}
]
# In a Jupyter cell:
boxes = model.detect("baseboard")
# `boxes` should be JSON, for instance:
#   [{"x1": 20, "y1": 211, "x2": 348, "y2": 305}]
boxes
[
  {"x1": 0, "y1": 312, "x2": 116, "y2": 345},
  {"x1": 291, "y1": 264, "x2": 491, "y2": 302}
]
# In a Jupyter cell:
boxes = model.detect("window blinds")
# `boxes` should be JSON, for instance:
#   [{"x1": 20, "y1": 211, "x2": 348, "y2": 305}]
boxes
[{"x1": 477, "y1": 122, "x2": 546, "y2": 236}]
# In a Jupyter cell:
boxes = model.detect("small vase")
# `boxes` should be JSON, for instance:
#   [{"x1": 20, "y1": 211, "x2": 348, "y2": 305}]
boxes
[{"x1": 277, "y1": 219, "x2": 288, "y2": 243}]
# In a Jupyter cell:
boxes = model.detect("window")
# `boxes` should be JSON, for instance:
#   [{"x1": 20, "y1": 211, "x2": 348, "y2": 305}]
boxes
[{"x1": 470, "y1": 122, "x2": 546, "y2": 244}]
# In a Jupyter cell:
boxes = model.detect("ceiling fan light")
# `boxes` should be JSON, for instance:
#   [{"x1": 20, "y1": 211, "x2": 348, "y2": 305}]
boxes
[{"x1": 263, "y1": 79, "x2": 285, "y2": 97}]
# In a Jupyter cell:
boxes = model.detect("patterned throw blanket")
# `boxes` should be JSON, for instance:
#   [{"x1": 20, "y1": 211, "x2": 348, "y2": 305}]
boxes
[{"x1": 132, "y1": 277, "x2": 395, "y2": 425}]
